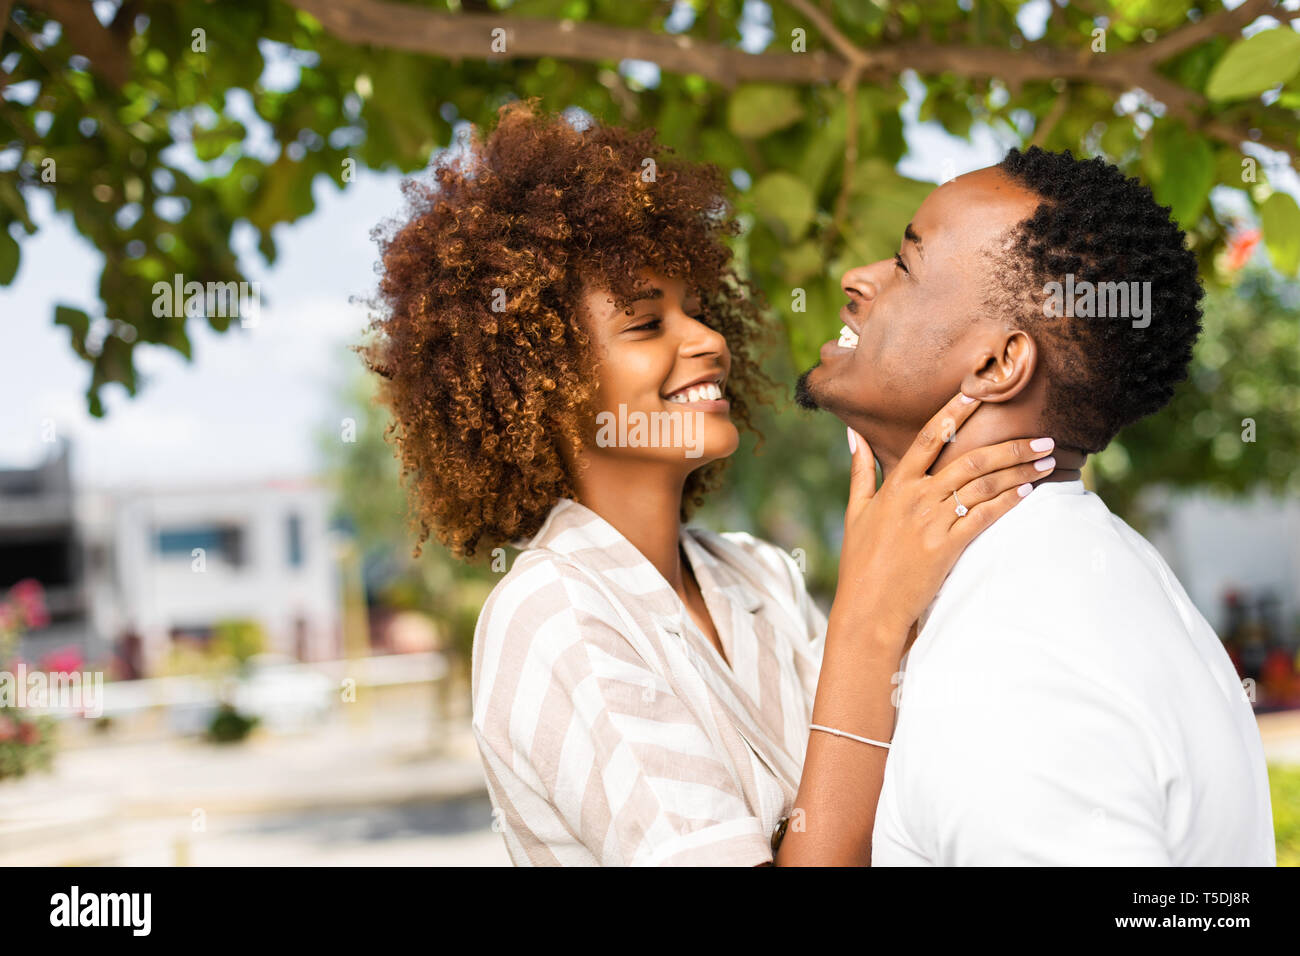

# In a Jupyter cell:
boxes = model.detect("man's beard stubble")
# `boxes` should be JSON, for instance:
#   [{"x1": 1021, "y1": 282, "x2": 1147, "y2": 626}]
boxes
[{"x1": 794, "y1": 366, "x2": 822, "y2": 411}]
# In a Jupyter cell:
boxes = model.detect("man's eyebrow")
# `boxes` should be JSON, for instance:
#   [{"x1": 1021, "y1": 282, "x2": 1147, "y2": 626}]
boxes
[{"x1": 904, "y1": 222, "x2": 924, "y2": 259}]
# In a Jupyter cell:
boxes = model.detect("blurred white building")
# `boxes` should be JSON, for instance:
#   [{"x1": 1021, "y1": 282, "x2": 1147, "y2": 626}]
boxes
[{"x1": 2, "y1": 440, "x2": 344, "y2": 675}]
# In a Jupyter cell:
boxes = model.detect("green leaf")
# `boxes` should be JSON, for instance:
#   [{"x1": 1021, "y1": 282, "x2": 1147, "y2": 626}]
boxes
[
  {"x1": 1142, "y1": 122, "x2": 1213, "y2": 227},
  {"x1": 1100, "y1": 119, "x2": 1136, "y2": 159},
  {"x1": 779, "y1": 240, "x2": 824, "y2": 285},
  {"x1": 1259, "y1": 192, "x2": 1300, "y2": 276},
  {"x1": 54, "y1": 305, "x2": 92, "y2": 359},
  {"x1": 0, "y1": 228, "x2": 18, "y2": 285},
  {"x1": 727, "y1": 85, "x2": 805, "y2": 139},
  {"x1": 843, "y1": 160, "x2": 935, "y2": 265},
  {"x1": 797, "y1": 92, "x2": 882, "y2": 199},
  {"x1": 93, "y1": 335, "x2": 137, "y2": 395},
  {"x1": 192, "y1": 118, "x2": 247, "y2": 162},
  {"x1": 0, "y1": 178, "x2": 34, "y2": 232},
  {"x1": 1206, "y1": 28, "x2": 1300, "y2": 101},
  {"x1": 782, "y1": 274, "x2": 841, "y2": 373},
  {"x1": 751, "y1": 171, "x2": 815, "y2": 242},
  {"x1": 247, "y1": 155, "x2": 316, "y2": 232},
  {"x1": 1214, "y1": 149, "x2": 1267, "y2": 189}
]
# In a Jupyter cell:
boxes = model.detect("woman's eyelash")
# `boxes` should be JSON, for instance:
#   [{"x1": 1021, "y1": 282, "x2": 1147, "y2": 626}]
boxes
[
  {"x1": 626, "y1": 305, "x2": 703, "y2": 331},
  {"x1": 893, "y1": 252, "x2": 910, "y2": 274}
]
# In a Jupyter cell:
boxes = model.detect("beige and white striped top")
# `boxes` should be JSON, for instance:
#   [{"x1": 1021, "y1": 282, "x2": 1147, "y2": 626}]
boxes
[{"x1": 471, "y1": 498, "x2": 827, "y2": 866}]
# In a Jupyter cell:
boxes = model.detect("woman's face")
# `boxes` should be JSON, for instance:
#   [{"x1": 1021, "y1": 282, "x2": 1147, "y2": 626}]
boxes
[{"x1": 579, "y1": 269, "x2": 740, "y2": 471}]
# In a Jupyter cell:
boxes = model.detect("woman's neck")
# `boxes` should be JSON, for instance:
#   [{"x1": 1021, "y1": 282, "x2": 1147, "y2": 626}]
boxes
[{"x1": 573, "y1": 461, "x2": 689, "y2": 592}]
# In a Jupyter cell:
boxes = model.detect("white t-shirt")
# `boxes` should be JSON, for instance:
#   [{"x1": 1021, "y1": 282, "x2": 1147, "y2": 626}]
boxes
[{"x1": 872, "y1": 480, "x2": 1275, "y2": 866}]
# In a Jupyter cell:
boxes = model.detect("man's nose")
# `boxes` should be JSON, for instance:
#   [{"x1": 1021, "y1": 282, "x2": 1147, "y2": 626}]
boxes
[{"x1": 841, "y1": 264, "x2": 880, "y2": 310}]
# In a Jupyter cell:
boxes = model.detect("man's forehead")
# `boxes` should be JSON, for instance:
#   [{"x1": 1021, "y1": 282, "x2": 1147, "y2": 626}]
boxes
[{"x1": 911, "y1": 166, "x2": 1040, "y2": 250}]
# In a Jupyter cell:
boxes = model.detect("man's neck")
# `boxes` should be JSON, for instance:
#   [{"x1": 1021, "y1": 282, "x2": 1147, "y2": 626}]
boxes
[{"x1": 874, "y1": 404, "x2": 1086, "y2": 484}]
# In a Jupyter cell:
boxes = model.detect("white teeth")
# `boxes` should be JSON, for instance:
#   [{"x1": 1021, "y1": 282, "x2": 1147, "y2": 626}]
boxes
[
  {"x1": 667, "y1": 381, "x2": 723, "y2": 403},
  {"x1": 838, "y1": 325, "x2": 859, "y2": 349}
]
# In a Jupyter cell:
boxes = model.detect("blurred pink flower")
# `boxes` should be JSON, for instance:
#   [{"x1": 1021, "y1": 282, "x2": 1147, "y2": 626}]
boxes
[
  {"x1": 1226, "y1": 228, "x2": 1261, "y2": 271},
  {"x1": 17, "y1": 721, "x2": 39, "y2": 745},
  {"x1": 0, "y1": 716, "x2": 15, "y2": 742},
  {"x1": 5, "y1": 579, "x2": 49, "y2": 630},
  {"x1": 40, "y1": 647, "x2": 83, "y2": 675}
]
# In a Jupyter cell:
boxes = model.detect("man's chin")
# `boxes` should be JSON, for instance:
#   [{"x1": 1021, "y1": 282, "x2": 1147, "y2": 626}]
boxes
[{"x1": 794, "y1": 366, "x2": 822, "y2": 410}]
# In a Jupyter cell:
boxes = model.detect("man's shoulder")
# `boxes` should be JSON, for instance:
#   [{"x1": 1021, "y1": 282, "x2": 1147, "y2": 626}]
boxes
[
  {"x1": 939, "y1": 484, "x2": 1172, "y2": 617},
  {"x1": 916, "y1": 484, "x2": 1199, "y2": 688}
]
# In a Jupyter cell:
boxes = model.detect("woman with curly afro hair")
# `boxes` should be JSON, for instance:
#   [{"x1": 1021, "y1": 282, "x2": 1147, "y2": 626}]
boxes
[{"x1": 357, "y1": 100, "x2": 1049, "y2": 866}]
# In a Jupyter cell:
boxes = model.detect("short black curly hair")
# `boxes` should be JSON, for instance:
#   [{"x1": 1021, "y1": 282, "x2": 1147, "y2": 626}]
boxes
[{"x1": 987, "y1": 146, "x2": 1205, "y2": 454}]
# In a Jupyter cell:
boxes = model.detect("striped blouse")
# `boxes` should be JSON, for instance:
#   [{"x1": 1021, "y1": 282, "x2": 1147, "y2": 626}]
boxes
[{"x1": 470, "y1": 498, "x2": 827, "y2": 866}]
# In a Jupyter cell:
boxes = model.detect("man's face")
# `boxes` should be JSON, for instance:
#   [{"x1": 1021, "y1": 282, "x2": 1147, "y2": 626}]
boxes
[{"x1": 796, "y1": 166, "x2": 1041, "y2": 450}]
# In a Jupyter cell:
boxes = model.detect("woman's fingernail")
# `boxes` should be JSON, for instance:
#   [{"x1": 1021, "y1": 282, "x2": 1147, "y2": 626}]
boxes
[
  {"x1": 1030, "y1": 437, "x2": 1054, "y2": 452},
  {"x1": 960, "y1": 393, "x2": 976, "y2": 404},
  {"x1": 1034, "y1": 455, "x2": 1056, "y2": 472},
  {"x1": 847, "y1": 426, "x2": 857, "y2": 455},
  {"x1": 1018, "y1": 483, "x2": 1033, "y2": 497}
]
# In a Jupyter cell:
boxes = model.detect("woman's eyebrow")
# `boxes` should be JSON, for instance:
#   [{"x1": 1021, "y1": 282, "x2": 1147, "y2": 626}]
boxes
[{"x1": 606, "y1": 287, "x2": 663, "y2": 318}]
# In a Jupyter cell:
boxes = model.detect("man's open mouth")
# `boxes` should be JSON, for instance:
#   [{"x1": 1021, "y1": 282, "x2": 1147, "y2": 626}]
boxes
[{"x1": 837, "y1": 325, "x2": 859, "y2": 349}]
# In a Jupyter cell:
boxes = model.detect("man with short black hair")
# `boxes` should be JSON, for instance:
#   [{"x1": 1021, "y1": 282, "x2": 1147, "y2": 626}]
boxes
[{"x1": 797, "y1": 146, "x2": 1275, "y2": 865}]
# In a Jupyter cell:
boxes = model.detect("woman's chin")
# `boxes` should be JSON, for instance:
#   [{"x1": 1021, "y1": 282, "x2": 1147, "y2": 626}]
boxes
[{"x1": 692, "y1": 426, "x2": 741, "y2": 466}]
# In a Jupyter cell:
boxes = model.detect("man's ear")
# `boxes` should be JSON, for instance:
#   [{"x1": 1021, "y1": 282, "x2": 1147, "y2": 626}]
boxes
[{"x1": 959, "y1": 329, "x2": 1036, "y2": 403}]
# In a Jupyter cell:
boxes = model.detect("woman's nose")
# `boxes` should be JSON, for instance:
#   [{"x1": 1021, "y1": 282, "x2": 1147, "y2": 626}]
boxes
[{"x1": 680, "y1": 313, "x2": 727, "y2": 358}]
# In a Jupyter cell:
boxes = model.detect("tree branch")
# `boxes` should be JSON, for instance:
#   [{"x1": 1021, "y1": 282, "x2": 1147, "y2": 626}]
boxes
[
  {"x1": 784, "y1": 0, "x2": 866, "y2": 66},
  {"x1": 287, "y1": 0, "x2": 843, "y2": 87},
  {"x1": 285, "y1": 0, "x2": 1300, "y2": 168},
  {"x1": 23, "y1": 0, "x2": 131, "y2": 88},
  {"x1": 1136, "y1": 0, "x2": 1276, "y2": 64},
  {"x1": 1029, "y1": 83, "x2": 1070, "y2": 148}
]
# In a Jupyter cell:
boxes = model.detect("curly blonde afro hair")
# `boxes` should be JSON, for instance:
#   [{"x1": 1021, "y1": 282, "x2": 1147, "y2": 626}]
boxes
[{"x1": 355, "y1": 99, "x2": 772, "y2": 560}]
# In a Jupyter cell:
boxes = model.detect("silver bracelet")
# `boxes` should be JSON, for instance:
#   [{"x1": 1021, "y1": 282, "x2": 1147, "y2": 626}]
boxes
[{"x1": 809, "y1": 723, "x2": 891, "y2": 750}]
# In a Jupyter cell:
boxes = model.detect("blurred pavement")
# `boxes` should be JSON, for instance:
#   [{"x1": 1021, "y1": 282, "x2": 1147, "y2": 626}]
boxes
[{"x1": 0, "y1": 697, "x2": 511, "y2": 866}]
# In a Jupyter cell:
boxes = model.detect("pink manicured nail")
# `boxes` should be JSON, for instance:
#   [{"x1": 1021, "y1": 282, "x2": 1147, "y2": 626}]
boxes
[
  {"x1": 1030, "y1": 437, "x2": 1054, "y2": 452},
  {"x1": 1034, "y1": 456, "x2": 1056, "y2": 472},
  {"x1": 847, "y1": 427, "x2": 857, "y2": 455},
  {"x1": 1018, "y1": 483, "x2": 1033, "y2": 497},
  {"x1": 960, "y1": 393, "x2": 976, "y2": 404}
]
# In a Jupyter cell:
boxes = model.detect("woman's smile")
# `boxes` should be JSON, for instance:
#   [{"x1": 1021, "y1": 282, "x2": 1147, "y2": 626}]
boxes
[{"x1": 662, "y1": 375, "x2": 729, "y2": 413}]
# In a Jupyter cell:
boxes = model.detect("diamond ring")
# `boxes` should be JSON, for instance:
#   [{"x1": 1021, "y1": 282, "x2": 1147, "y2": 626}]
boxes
[{"x1": 952, "y1": 490, "x2": 968, "y2": 517}]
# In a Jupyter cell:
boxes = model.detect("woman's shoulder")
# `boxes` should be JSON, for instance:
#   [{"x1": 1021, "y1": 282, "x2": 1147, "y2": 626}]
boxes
[
  {"x1": 477, "y1": 547, "x2": 607, "y2": 633},
  {"x1": 472, "y1": 547, "x2": 625, "y2": 673},
  {"x1": 469, "y1": 546, "x2": 648, "y2": 739}
]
